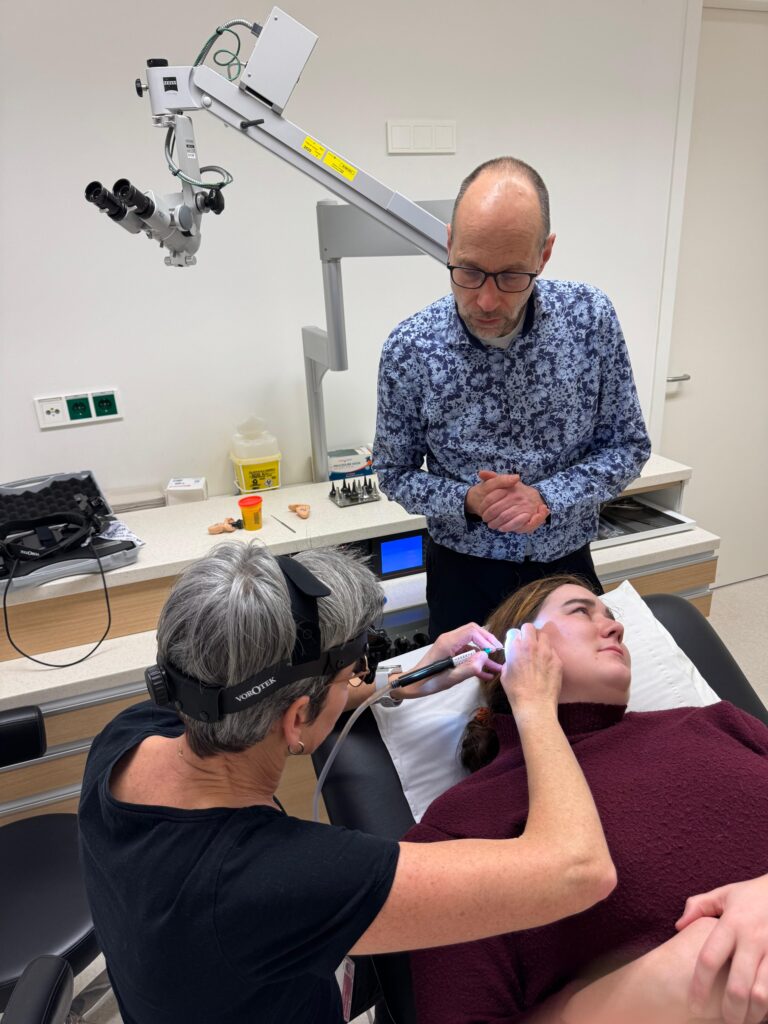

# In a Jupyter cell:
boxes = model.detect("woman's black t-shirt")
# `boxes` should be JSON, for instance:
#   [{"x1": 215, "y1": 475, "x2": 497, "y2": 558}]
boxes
[{"x1": 78, "y1": 702, "x2": 399, "y2": 1024}]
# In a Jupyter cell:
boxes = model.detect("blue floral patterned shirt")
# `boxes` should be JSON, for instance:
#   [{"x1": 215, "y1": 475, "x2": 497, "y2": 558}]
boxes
[{"x1": 373, "y1": 281, "x2": 651, "y2": 561}]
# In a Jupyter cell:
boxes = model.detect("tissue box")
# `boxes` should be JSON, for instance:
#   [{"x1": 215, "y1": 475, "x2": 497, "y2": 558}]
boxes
[
  {"x1": 164, "y1": 477, "x2": 208, "y2": 505},
  {"x1": 328, "y1": 447, "x2": 373, "y2": 480}
]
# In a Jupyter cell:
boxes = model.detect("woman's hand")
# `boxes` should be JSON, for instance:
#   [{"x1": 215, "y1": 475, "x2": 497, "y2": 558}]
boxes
[
  {"x1": 499, "y1": 623, "x2": 562, "y2": 716},
  {"x1": 675, "y1": 873, "x2": 768, "y2": 1024},
  {"x1": 398, "y1": 622, "x2": 503, "y2": 699}
]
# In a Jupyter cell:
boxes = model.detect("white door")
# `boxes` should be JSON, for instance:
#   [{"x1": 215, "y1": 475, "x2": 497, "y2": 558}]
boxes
[{"x1": 662, "y1": 6, "x2": 768, "y2": 586}]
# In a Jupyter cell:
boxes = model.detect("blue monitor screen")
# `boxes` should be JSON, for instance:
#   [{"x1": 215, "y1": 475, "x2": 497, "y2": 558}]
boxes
[{"x1": 380, "y1": 534, "x2": 424, "y2": 576}]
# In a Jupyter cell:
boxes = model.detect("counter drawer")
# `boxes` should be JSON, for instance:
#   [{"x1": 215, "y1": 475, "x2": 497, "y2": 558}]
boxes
[
  {"x1": 0, "y1": 794, "x2": 80, "y2": 826},
  {"x1": 45, "y1": 693, "x2": 146, "y2": 747},
  {"x1": 0, "y1": 577, "x2": 173, "y2": 662},
  {"x1": 0, "y1": 749, "x2": 89, "y2": 803},
  {"x1": 602, "y1": 557, "x2": 717, "y2": 600}
]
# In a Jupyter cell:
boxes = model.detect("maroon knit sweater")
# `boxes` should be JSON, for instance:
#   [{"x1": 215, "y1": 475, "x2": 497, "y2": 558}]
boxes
[{"x1": 405, "y1": 701, "x2": 768, "y2": 1024}]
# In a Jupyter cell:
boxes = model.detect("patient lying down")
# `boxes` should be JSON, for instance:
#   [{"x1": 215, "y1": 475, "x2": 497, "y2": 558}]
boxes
[{"x1": 405, "y1": 576, "x2": 768, "y2": 1024}]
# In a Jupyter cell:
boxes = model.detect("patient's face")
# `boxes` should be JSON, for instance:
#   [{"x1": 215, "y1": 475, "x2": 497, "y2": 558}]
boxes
[{"x1": 533, "y1": 585, "x2": 631, "y2": 704}]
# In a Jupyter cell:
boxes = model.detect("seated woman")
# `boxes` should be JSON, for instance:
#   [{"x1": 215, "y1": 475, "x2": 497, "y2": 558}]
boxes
[
  {"x1": 406, "y1": 574, "x2": 768, "y2": 1024},
  {"x1": 78, "y1": 545, "x2": 617, "y2": 1024}
]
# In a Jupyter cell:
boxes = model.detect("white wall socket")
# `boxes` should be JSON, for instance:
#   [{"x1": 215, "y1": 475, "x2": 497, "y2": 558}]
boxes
[{"x1": 34, "y1": 396, "x2": 67, "y2": 429}]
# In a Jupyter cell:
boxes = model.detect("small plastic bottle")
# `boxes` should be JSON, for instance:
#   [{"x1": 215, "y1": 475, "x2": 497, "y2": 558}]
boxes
[{"x1": 230, "y1": 417, "x2": 282, "y2": 492}]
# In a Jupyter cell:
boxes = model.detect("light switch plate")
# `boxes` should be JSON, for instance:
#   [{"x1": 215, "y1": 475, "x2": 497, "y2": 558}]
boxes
[{"x1": 386, "y1": 119, "x2": 456, "y2": 154}]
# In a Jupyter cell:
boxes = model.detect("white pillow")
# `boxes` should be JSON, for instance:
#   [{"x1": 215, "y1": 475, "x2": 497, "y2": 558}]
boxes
[{"x1": 371, "y1": 580, "x2": 720, "y2": 822}]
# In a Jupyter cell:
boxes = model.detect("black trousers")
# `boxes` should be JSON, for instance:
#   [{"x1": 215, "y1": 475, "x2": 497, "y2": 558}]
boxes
[{"x1": 426, "y1": 538, "x2": 603, "y2": 640}]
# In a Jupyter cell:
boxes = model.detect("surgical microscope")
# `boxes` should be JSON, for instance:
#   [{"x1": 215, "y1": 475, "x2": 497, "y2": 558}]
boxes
[{"x1": 84, "y1": 7, "x2": 446, "y2": 268}]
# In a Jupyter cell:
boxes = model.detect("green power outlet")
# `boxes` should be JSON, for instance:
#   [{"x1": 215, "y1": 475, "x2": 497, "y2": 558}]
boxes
[
  {"x1": 66, "y1": 395, "x2": 92, "y2": 420},
  {"x1": 93, "y1": 391, "x2": 118, "y2": 417}
]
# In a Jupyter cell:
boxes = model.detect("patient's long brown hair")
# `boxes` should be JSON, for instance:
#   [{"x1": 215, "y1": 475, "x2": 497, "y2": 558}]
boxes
[{"x1": 461, "y1": 574, "x2": 596, "y2": 773}]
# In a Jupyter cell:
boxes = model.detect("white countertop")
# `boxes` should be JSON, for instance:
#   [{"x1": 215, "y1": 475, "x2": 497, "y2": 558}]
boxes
[
  {"x1": 0, "y1": 630, "x2": 157, "y2": 710},
  {"x1": 4, "y1": 454, "x2": 689, "y2": 608},
  {"x1": 621, "y1": 453, "x2": 691, "y2": 492},
  {"x1": 4, "y1": 477, "x2": 418, "y2": 606}
]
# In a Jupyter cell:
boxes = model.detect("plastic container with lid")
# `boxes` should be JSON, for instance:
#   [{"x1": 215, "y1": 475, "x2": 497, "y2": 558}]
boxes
[
  {"x1": 230, "y1": 417, "x2": 281, "y2": 492},
  {"x1": 238, "y1": 494, "x2": 263, "y2": 530}
]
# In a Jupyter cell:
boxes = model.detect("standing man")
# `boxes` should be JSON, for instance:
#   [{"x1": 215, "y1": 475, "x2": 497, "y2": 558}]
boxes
[{"x1": 373, "y1": 157, "x2": 651, "y2": 638}]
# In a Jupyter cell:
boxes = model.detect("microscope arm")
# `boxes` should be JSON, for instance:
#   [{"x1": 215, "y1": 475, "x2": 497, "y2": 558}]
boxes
[{"x1": 143, "y1": 61, "x2": 447, "y2": 263}]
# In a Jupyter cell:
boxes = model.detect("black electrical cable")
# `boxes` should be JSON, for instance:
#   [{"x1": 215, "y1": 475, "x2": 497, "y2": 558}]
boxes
[{"x1": 2, "y1": 542, "x2": 113, "y2": 667}]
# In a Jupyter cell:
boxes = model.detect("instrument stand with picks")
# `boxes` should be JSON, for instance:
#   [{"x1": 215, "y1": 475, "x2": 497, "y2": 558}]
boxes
[{"x1": 328, "y1": 478, "x2": 380, "y2": 509}]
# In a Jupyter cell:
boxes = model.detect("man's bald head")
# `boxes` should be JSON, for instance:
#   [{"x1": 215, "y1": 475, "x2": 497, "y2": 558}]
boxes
[{"x1": 451, "y1": 157, "x2": 550, "y2": 248}]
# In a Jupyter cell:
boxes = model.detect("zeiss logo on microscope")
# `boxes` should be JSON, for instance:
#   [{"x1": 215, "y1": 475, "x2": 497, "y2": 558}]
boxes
[{"x1": 163, "y1": 77, "x2": 178, "y2": 92}]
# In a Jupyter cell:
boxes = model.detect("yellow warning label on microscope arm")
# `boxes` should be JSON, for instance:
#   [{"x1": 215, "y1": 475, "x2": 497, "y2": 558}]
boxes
[
  {"x1": 323, "y1": 152, "x2": 358, "y2": 181},
  {"x1": 302, "y1": 136, "x2": 326, "y2": 160}
]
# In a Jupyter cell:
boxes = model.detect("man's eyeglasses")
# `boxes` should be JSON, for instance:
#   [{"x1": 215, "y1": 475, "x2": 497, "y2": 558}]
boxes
[{"x1": 447, "y1": 264, "x2": 538, "y2": 294}]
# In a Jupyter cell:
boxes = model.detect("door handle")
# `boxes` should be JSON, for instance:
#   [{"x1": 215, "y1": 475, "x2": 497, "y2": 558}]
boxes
[{"x1": 666, "y1": 374, "x2": 691, "y2": 383}]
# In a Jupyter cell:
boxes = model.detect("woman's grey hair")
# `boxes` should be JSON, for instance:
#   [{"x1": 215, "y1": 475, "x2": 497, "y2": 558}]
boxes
[{"x1": 156, "y1": 541, "x2": 384, "y2": 757}]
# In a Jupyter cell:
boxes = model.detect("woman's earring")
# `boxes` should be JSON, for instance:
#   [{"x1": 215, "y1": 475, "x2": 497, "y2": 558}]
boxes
[{"x1": 287, "y1": 740, "x2": 305, "y2": 756}]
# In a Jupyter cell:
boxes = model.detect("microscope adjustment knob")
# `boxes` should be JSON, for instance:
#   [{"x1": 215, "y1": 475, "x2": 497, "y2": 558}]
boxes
[
  {"x1": 197, "y1": 189, "x2": 225, "y2": 215},
  {"x1": 177, "y1": 205, "x2": 194, "y2": 232}
]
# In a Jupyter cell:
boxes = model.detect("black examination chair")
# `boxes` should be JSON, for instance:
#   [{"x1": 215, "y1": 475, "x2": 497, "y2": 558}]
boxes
[
  {"x1": 0, "y1": 707, "x2": 107, "y2": 1016},
  {"x1": 312, "y1": 593, "x2": 768, "y2": 1024},
  {"x1": 2, "y1": 956, "x2": 74, "y2": 1024}
]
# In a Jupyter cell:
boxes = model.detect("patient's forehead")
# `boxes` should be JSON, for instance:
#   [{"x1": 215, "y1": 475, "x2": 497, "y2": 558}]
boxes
[{"x1": 537, "y1": 584, "x2": 615, "y2": 621}]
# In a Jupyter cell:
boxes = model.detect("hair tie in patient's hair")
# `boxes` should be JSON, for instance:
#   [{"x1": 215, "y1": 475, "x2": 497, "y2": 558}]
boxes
[{"x1": 473, "y1": 706, "x2": 492, "y2": 726}]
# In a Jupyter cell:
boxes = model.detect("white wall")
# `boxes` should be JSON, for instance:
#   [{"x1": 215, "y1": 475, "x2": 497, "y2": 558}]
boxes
[{"x1": 0, "y1": 0, "x2": 691, "y2": 499}]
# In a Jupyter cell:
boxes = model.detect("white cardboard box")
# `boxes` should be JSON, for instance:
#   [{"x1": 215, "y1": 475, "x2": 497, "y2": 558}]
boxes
[
  {"x1": 164, "y1": 477, "x2": 208, "y2": 505},
  {"x1": 328, "y1": 446, "x2": 373, "y2": 480}
]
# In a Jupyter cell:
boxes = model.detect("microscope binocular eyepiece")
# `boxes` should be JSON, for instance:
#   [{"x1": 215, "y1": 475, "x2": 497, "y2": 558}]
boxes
[
  {"x1": 113, "y1": 179, "x2": 156, "y2": 219},
  {"x1": 84, "y1": 181, "x2": 131, "y2": 221},
  {"x1": 85, "y1": 180, "x2": 144, "y2": 236}
]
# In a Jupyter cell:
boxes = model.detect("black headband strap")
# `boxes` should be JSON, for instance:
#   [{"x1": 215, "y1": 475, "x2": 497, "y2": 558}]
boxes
[
  {"x1": 275, "y1": 554, "x2": 331, "y2": 664},
  {"x1": 155, "y1": 628, "x2": 369, "y2": 722},
  {"x1": 0, "y1": 512, "x2": 89, "y2": 539},
  {"x1": 0, "y1": 513, "x2": 92, "y2": 562}
]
